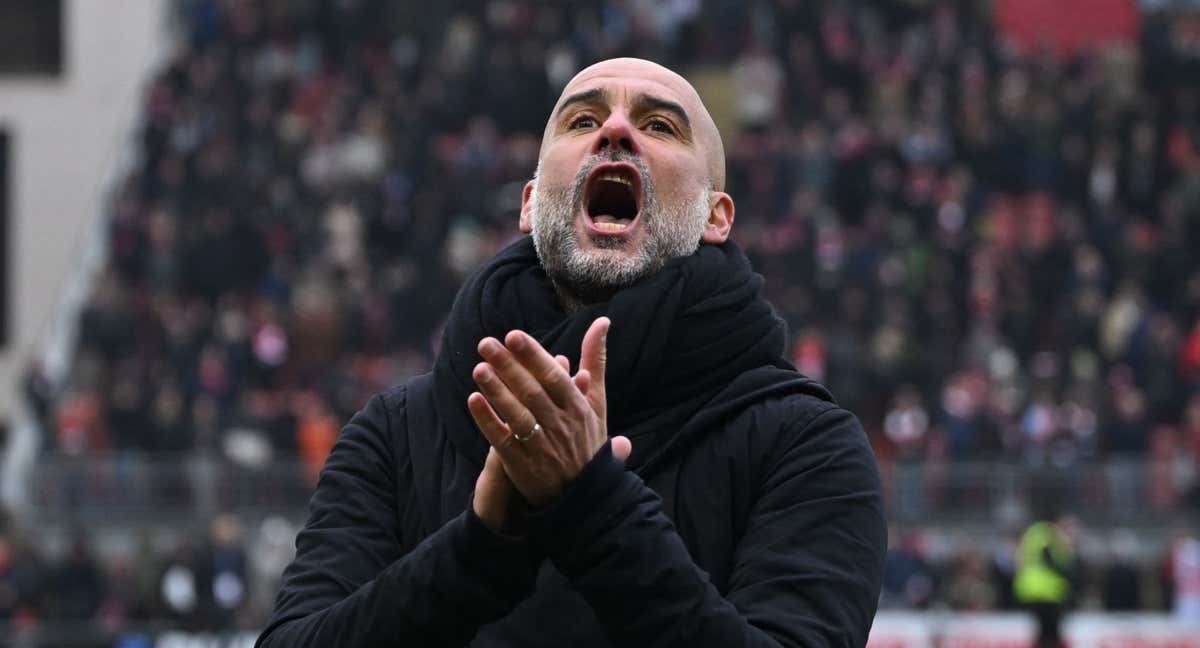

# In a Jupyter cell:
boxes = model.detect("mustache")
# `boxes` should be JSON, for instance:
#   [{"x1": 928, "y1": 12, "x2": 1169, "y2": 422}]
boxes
[{"x1": 569, "y1": 152, "x2": 651, "y2": 207}]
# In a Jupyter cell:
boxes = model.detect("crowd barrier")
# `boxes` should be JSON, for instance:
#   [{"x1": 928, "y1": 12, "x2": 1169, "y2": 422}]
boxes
[
  {"x1": 27, "y1": 454, "x2": 1198, "y2": 527},
  {"x1": 868, "y1": 612, "x2": 1200, "y2": 648},
  {"x1": 5, "y1": 614, "x2": 1199, "y2": 648}
]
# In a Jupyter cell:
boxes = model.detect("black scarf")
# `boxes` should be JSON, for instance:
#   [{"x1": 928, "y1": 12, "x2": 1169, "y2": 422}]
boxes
[{"x1": 433, "y1": 236, "x2": 827, "y2": 474}]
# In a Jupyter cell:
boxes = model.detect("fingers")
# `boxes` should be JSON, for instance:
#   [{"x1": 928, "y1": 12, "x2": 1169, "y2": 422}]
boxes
[
  {"x1": 472, "y1": 361, "x2": 540, "y2": 442},
  {"x1": 467, "y1": 391, "x2": 514, "y2": 450},
  {"x1": 476, "y1": 337, "x2": 562, "y2": 425},
  {"x1": 505, "y1": 331, "x2": 582, "y2": 409},
  {"x1": 471, "y1": 328, "x2": 612, "y2": 509},
  {"x1": 480, "y1": 332, "x2": 581, "y2": 412}
]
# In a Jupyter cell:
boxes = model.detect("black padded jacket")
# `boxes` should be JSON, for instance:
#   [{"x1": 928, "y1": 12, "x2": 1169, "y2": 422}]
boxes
[{"x1": 258, "y1": 367, "x2": 886, "y2": 647}]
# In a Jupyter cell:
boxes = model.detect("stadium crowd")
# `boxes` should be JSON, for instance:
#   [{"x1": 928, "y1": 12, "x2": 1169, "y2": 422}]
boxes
[
  {"x1": 0, "y1": 509, "x2": 297, "y2": 638},
  {"x1": 7, "y1": 0, "x2": 1200, "y2": 635},
  {"x1": 4, "y1": 509, "x2": 1200, "y2": 635}
]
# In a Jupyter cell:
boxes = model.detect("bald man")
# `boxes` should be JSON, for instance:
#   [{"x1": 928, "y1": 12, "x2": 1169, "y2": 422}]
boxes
[{"x1": 259, "y1": 59, "x2": 886, "y2": 648}]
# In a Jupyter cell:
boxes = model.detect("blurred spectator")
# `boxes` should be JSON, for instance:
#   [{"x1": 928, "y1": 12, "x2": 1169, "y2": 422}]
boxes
[
  {"x1": 882, "y1": 527, "x2": 936, "y2": 609},
  {"x1": 49, "y1": 535, "x2": 105, "y2": 622},
  {"x1": 989, "y1": 532, "x2": 1020, "y2": 610},
  {"x1": 1101, "y1": 530, "x2": 1144, "y2": 611},
  {"x1": 208, "y1": 515, "x2": 247, "y2": 629},
  {"x1": 1015, "y1": 515, "x2": 1081, "y2": 648},
  {"x1": 293, "y1": 391, "x2": 339, "y2": 486},
  {"x1": 0, "y1": 529, "x2": 28, "y2": 623},
  {"x1": 1169, "y1": 531, "x2": 1200, "y2": 625},
  {"x1": 16, "y1": 0, "x2": 1200, "y2": 632},
  {"x1": 157, "y1": 543, "x2": 204, "y2": 628},
  {"x1": 248, "y1": 516, "x2": 298, "y2": 623},
  {"x1": 0, "y1": 529, "x2": 43, "y2": 633},
  {"x1": 732, "y1": 42, "x2": 784, "y2": 130},
  {"x1": 32, "y1": 0, "x2": 1200, "y2": 482},
  {"x1": 884, "y1": 384, "x2": 930, "y2": 459},
  {"x1": 944, "y1": 549, "x2": 999, "y2": 611}
]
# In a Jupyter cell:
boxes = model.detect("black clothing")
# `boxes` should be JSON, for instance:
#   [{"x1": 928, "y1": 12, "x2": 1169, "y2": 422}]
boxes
[
  {"x1": 260, "y1": 238, "x2": 886, "y2": 647},
  {"x1": 1030, "y1": 602, "x2": 1064, "y2": 648},
  {"x1": 435, "y1": 237, "x2": 796, "y2": 470},
  {"x1": 1102, "y1": 562, "x2": 1141, "y2": 611}
]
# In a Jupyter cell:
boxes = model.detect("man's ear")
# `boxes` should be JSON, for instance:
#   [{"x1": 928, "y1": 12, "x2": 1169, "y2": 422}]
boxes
[
  {"x1": 700, "y1": 191, "x2": 734, "y2": 244},
  {"x1": 519, "y1": 180, "x2": 535, "y2": 233}
]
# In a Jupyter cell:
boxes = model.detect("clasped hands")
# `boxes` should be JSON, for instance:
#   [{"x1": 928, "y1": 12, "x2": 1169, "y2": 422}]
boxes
[{"x1": 470, "y1": 317, "x2": 633, "y2": 534}]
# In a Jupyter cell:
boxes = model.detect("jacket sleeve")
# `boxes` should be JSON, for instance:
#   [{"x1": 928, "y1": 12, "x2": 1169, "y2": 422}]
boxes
[
  {"x1": 257, "y1": 391, "x2": 541, "y2": 647},
  {"x1": 528, "y1": 406, "x2": 887, "y2": 648}
]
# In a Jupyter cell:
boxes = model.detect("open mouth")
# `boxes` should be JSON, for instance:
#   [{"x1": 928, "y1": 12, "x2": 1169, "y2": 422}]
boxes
[{"x1": 583, "y1": 163, "x2": 642, "y2": 236}]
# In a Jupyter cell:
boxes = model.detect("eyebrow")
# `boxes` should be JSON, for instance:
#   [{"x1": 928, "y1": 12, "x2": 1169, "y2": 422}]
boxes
[
  {"x1": 555, "y1": 88, "x2": 608, "y2": 118},
  {"x1": 633, "y1": 93, "x2": 692, "y2": 132},
  {"x1": 553, "y1": 87, "x2": 695, "y2": 138}
]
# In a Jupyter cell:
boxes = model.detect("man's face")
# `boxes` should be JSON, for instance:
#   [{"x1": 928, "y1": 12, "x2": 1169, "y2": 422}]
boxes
[{"x1": 520, "y1": 59, "x2": 733, "y2": 302}]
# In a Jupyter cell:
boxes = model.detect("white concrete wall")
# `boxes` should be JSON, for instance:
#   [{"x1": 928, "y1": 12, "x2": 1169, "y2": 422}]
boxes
[
  {"x1": 0, "y1": 1, "x2": 172, "y2": 512},
  {"x1": 0, "y1": 0, "x2": 171, "y2": 421}
]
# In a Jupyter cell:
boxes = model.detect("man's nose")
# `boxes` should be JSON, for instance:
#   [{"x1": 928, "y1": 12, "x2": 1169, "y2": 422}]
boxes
[{"x1": 592, "y1": 112, "x2": 639, "y2": 156}]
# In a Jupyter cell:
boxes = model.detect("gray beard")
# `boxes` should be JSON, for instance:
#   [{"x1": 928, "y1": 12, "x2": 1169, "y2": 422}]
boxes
[{"x1": 529, "y1": 153, "x2": 710, "y2": 305}]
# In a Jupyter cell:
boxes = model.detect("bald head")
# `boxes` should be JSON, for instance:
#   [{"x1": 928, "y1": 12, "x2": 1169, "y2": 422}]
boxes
[
  {"x1": 543, "y1": 58, "x2": 726, "y2": 191},
  {"x1": 521, "y1": 57, "x2": 736, "y2": 300}
]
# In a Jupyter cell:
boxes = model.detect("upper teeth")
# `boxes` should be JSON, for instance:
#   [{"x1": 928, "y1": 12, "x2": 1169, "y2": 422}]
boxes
[{"x1": 599, "y1": 173, "x2": 631, "y2": 186}]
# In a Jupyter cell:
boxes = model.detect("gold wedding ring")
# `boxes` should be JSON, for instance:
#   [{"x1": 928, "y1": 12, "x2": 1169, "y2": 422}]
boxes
[{"x1": 514, "y1": 422, "x2": 542, "y2": 442}]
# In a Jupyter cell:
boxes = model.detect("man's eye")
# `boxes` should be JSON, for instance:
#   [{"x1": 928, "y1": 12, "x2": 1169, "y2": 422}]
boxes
[
  {"x1": 646, "y1": 119, "x2": 674, "y2": 134},
  {"x1": 569, "y1": 116, "x2": 597, "y2": 129}
]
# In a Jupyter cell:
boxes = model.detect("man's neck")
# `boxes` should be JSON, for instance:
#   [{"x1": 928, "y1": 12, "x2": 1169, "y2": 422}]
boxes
[
  {"x1": 552, "y1": 282, "x2": 587, "y2": 315},
  {"x1": 551, "y1": 280, "x2": 620, "y2": 315}
]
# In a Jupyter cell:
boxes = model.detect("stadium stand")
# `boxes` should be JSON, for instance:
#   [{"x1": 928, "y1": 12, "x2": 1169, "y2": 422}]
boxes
[{"x1": 3, "y1": 0, "x2": 1200, "y2": 641}]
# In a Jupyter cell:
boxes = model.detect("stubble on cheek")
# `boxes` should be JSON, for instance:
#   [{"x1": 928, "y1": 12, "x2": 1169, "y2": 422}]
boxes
[{"x1": 529, "y1": 154, "x2": 710, "y2": 299}]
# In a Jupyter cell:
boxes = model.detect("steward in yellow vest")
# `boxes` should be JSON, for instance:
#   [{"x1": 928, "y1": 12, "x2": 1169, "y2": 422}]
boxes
[{"x1": 1014, "y1": 516, "x2": 1080, "y2": 648}]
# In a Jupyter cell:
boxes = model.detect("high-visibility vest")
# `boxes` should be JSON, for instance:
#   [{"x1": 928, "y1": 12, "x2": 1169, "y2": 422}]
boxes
[{"x1": 1014, "y1": 521, "x2": 1074, "y2": 604}]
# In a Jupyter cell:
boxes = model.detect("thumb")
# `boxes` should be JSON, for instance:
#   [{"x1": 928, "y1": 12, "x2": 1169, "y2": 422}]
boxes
[
  {"x1": 473, "y1": 448, "x2": 513, "y2": 533},
  {"x1": 481, "y1": 447, "x2": 514, "y2": 496},
  {"x1": 579, "y1": 317, "x2": 609, "y2": 413},
  {"x1": 573, "y1": 370, "x2": 591, "y2": 396},
  {"x1": 611, "y1": 436, "x2": 632, "y2": 462}
]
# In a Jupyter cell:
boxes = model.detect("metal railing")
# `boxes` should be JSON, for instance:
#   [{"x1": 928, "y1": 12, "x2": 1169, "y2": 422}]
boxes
[
  {"x1": 878, "y1": 457, "x2": 1198, "y2": 526},
  {"x1": 0, "y1": 623, "x2": 259, "y2": 648},
  {"x1": 25, "y1": 453, "x2": 1200, "y2": 526},
  {"x1": 29, "y1": 453, "x2": 317, "y2": 522}
]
